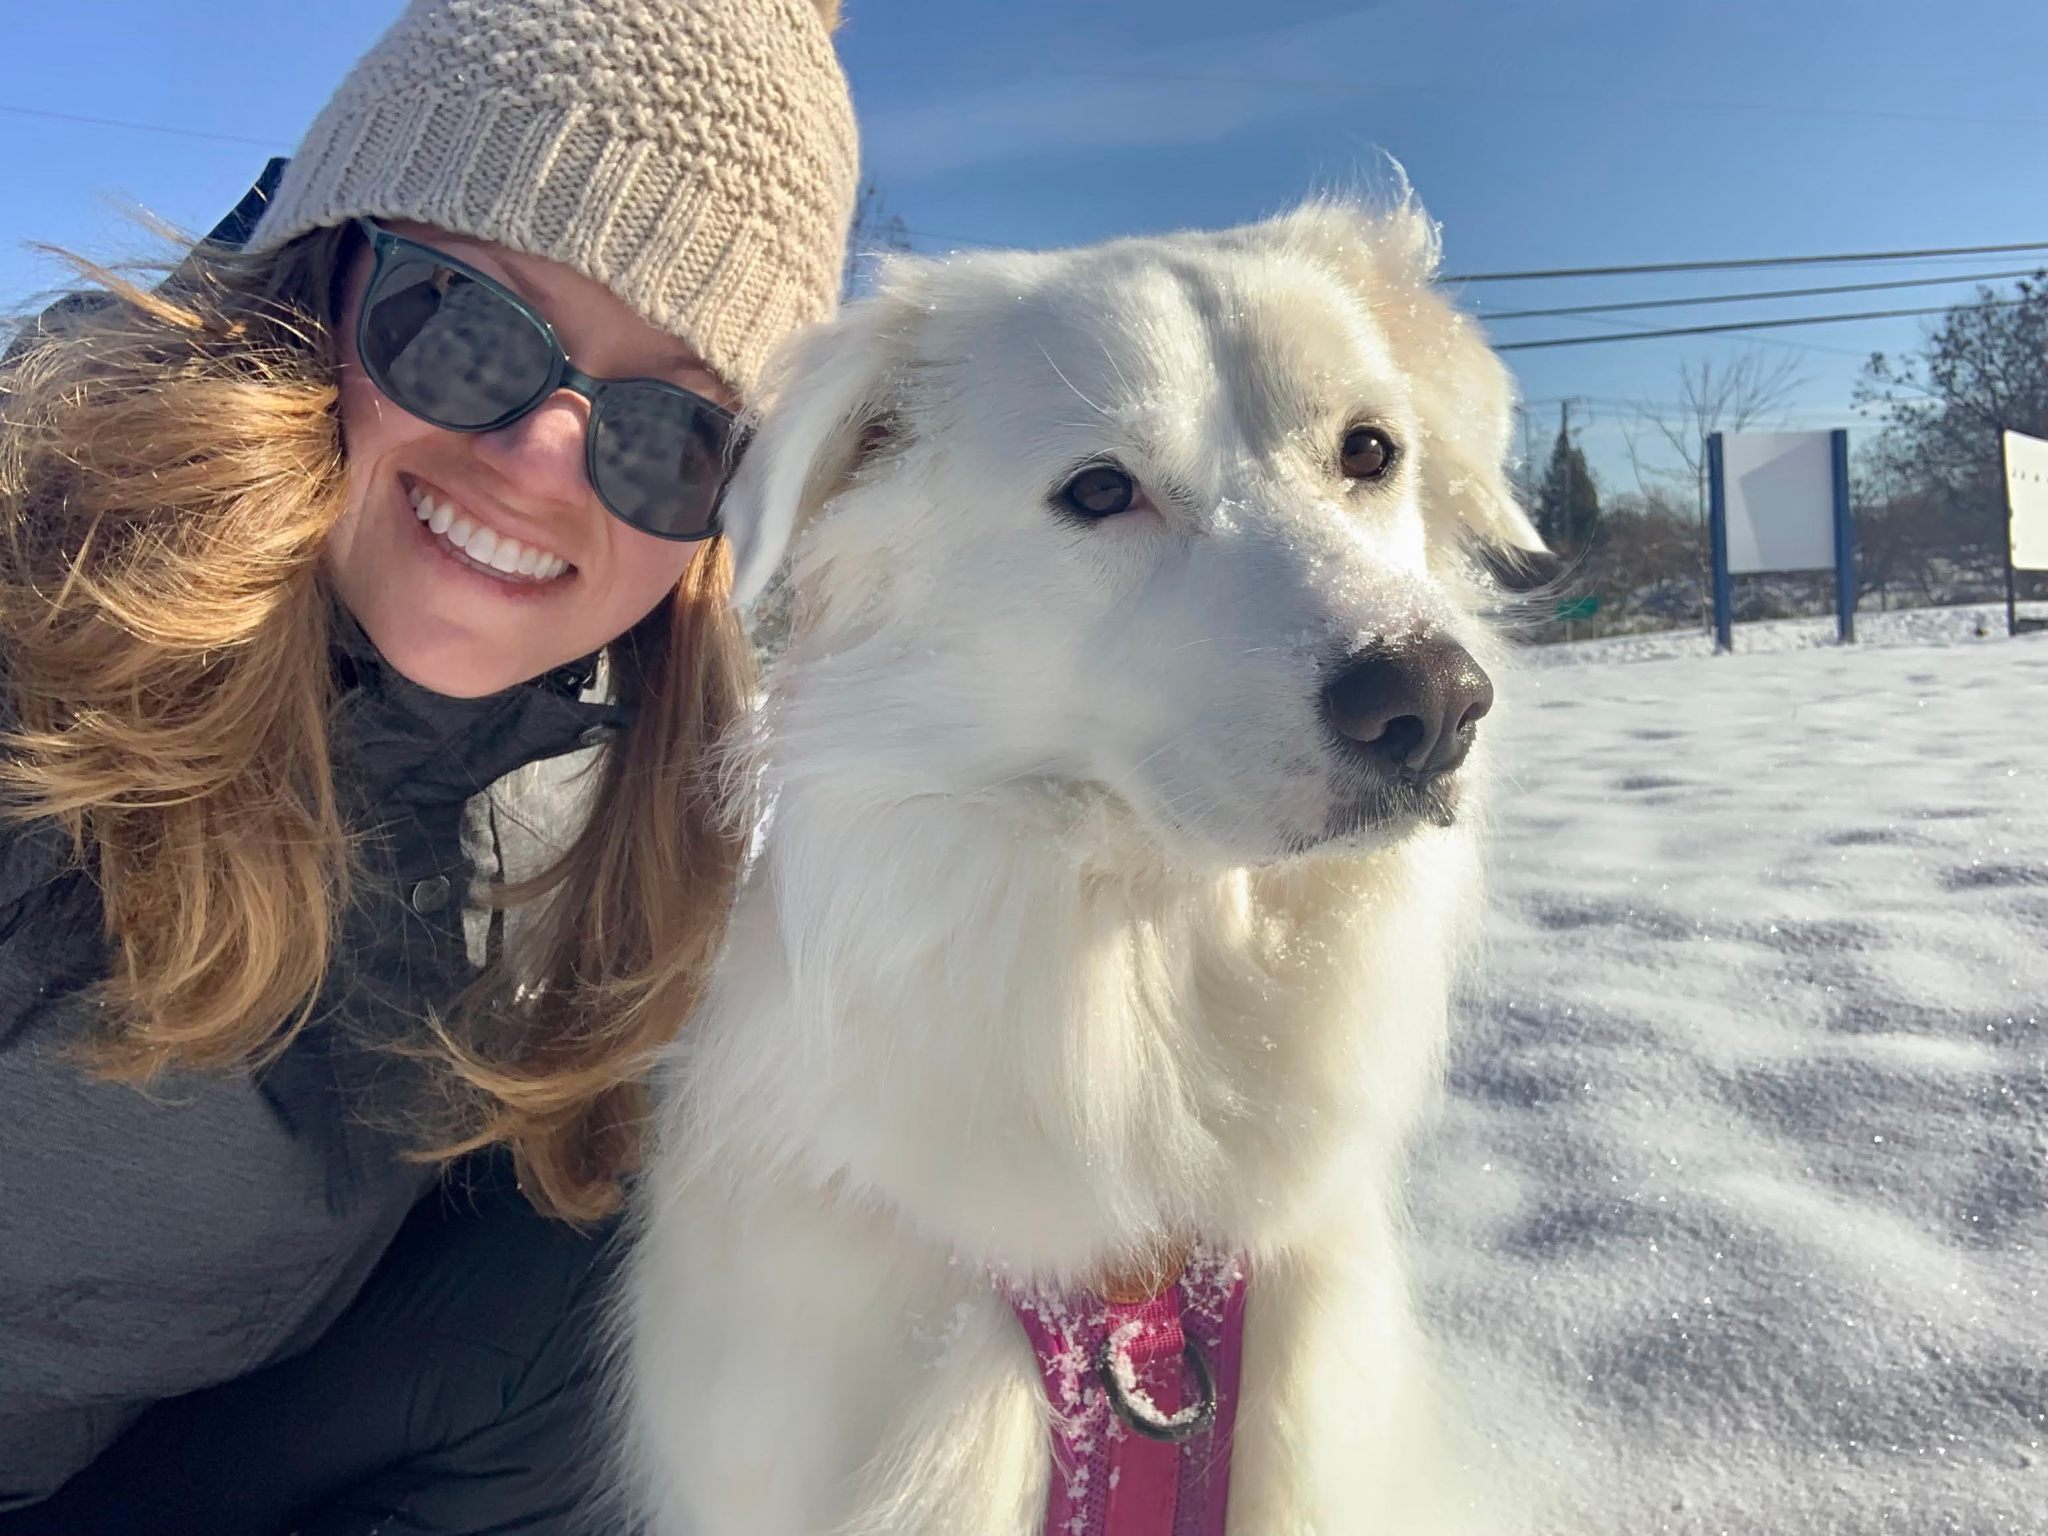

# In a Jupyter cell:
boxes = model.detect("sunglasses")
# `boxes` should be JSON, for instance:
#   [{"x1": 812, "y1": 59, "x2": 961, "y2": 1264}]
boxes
[{"x1": 349, "y1": 218, "x2": 744, "y2": 542}]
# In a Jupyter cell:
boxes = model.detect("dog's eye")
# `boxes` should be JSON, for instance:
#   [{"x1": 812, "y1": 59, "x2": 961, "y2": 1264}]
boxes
[
  {"x1": 1056, "y1": 464, "x2": 1137, "y2": 519},
  {"x1": 1341, "y1": 427, "x2": 1398, "y2": 481}
]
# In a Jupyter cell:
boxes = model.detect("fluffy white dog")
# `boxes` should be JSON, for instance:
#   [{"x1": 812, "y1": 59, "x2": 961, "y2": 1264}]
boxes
[{"x1": 620, "y1": 197, "x2": 1543, "y2": 1536}]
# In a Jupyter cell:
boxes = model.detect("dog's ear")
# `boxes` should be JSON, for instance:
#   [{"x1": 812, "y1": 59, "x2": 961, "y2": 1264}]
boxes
[
  {"x1": 1411, "y1": 301, "x2": 1548, "y2": 560},
  {"x1": 722, "y1": 289, "x2": 915, "y2": 611},
  {"x1": 1279, "y1": 200, "x2": 1546, "y2": 560}
]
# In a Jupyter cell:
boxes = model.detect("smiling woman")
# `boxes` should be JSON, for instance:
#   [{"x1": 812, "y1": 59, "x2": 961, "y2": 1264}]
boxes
[{"x1": 0, "y1": 0, "x2": 855, "y2": 1531}]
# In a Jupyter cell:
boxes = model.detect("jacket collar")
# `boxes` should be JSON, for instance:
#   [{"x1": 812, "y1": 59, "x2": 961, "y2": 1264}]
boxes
[{"x1": 328, "y1": 611, "x2": 631, "y2": 810}]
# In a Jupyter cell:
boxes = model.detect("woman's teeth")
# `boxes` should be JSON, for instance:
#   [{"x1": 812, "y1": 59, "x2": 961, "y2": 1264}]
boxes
[{"x1": 409, "y1": 485, "x2": 570, "y2": 581}]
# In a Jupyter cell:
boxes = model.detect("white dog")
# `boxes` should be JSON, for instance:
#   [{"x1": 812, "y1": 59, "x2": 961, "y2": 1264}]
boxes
[{"x1": 619, "y1": 197, "x2": 1543, "y2": 1536}]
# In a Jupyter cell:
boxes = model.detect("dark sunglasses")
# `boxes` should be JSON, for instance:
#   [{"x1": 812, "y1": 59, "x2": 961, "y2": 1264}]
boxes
[{"x1": 349, "y1": 218, "x2": 744, "y2": 542}]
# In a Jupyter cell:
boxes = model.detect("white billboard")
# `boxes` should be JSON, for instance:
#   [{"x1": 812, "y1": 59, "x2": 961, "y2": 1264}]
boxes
[
  {"x1": 2006, "y1": 429, "x2": 2048, "y2": 573},
  {"x1": 1722, "y1": 431, "x2": 1838, "y2": 575}
]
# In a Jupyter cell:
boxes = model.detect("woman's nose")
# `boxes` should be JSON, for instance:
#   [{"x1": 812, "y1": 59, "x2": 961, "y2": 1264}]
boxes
[{"x1": 471, "y1": 392, "x2": 593, "y2": 505}]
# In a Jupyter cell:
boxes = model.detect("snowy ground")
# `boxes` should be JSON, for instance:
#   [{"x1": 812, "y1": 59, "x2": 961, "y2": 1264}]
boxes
[
  {"x1": 1520, "y1": 600, "x2": 2046, "y2": 669},
  {"x1": 1414, "y1": 610, "x2": 2048, "y2": 1534}
]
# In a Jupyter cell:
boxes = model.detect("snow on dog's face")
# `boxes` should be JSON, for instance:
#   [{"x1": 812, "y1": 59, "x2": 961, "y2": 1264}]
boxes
[{"x1": 725, "y1": 201, "x2": 1543, "y2": 865}]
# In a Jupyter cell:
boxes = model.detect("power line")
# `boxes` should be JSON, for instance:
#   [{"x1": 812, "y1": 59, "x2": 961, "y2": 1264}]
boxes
[
  {"x1": 901, "y1": 226, "x2": 1001, "y2": 249},
  {"x1": 1479, "y1": 267, "x2": 2041, "y2": 321},
  {"x1": 6, "y1": 90, "x2": 2039, "y2": 300},
  {"x1": 1444, "y1": 240, "x2": 2048, "y2": 285},
  {"x1": 1494, "y1": 298, "x2": 2027, "y2": 352},
  {"x1": 895, "y1": 232, "x2": 2048, "y2": 282},
  {"x1": 0, "y1": 102, "x2": 283, "y2": 151},
  {"x1": 1525, "y1": 392, "x2": 1883, "y2": 420},
  {"x1": 901, "y1": 222, "x2": 1996, "y2": 369},
  {"x1": 1058, "y1": 69, "x2": 2048, "y2": 133},
  {"x1": 2, "y1": 89, "x2": 2035, "y2": 370},
  {"x1": 1560, "y1": 309, "x2": 1883, "y2": 362}
]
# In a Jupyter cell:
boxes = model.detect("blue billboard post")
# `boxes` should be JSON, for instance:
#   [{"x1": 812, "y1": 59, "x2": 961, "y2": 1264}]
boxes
[
  {"x1": 2008, "y1": 430, "x2": 2021, "y2": 638},
  {"x1": 1707, "y1": 432, "x2": 1733, "y2": 653},
  {"x1": 1830, "y1": 428, "x2": 1855, "y2": 645}
]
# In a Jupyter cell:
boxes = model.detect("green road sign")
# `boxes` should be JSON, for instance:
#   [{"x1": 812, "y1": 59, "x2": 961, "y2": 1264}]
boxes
[{"x1": 1554, "y1": 594, "x2": 1600, "y2": 622}]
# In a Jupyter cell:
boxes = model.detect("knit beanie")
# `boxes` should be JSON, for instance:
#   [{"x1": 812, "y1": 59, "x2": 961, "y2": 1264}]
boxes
[{"x1": 248, "y1": 0, "x2": 858, "y2": 395}]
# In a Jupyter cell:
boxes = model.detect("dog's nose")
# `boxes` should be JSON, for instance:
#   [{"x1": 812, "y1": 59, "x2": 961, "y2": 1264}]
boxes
[{"x1": 1321, "y1": 637, "x2": 1494, "y2": 780}]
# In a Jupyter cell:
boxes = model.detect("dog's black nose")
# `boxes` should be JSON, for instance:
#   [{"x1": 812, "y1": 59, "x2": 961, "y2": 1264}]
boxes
[{"x1": 1322, "y1": 637, "x2": 1494, "y2": 780}]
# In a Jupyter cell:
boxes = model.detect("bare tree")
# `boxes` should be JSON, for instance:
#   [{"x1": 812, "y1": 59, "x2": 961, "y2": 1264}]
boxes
[
  {"x1": 1856, "y1": 274, "x2": 2048, "y2": 568},
  {"x1": 1625, "y1": 351, "x2": 1805, "y2": 518}
]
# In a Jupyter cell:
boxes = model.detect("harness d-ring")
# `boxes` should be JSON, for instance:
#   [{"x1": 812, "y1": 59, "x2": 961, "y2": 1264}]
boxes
[{"x1": 1095, "y1": 1336, "x2": 1218, "y2": 1444}]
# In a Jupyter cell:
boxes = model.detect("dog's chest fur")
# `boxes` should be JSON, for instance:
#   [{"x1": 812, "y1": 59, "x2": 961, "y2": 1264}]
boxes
[{"x1": 621, "y1": 784, "x2": 1482, "y2": 1534}]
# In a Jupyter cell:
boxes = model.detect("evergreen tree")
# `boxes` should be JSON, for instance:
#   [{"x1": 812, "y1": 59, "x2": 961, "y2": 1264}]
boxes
[{"x1": 1535, "y1": 426, "x2": 1602, "y2": 549}]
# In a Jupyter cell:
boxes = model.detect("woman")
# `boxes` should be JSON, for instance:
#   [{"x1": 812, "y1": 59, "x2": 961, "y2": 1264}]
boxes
[{"x1": 0, "y1": 1, "x2": 855, "y2": 1530}]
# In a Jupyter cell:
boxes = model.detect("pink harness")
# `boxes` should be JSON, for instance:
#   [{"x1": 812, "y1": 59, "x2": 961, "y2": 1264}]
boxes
[{"x1": 1007, "y1": 1251, "x2": 1248, "y2": 1536}]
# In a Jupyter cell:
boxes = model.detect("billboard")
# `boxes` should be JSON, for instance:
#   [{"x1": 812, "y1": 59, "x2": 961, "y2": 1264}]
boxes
[
  {"x1": 2006, "y1": 429, "x2": 2048, "y2": 573},
  {"x1": 1707, "y1": 429, "x2": 1854, "y2": 651},
  {"x1": 1720, "y1": 431, "x2": 1839, "y2": 575}
]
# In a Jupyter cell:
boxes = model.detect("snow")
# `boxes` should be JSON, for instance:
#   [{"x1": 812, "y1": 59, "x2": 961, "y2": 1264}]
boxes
[
  {"x1": 1414, "y1": 615, "x2": 2048, "y2": 1534},
  {"x1": 1519, "y1": 600, "x2": 2046, "y2": 669}
]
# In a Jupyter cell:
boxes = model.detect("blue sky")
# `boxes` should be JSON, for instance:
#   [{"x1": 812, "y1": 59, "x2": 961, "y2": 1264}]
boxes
[{"x1": 4, "y1": 0, "x2": 2045, "y2": 493}]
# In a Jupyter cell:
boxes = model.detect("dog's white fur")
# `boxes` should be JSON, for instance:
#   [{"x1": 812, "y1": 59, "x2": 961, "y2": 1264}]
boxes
[{"x1": 620, "y1": 198, "x2": 1541, "y2": 1535}]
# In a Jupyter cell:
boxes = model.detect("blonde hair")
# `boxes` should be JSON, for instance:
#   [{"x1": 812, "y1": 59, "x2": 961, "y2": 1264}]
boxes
[{"x1": 0, "y1": 230, "x2": 752, "y2": 1221}]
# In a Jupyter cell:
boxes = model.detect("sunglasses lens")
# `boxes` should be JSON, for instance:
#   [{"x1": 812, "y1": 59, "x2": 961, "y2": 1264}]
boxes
[
  {"x1": 589, "y1": 385, "x2": 738, "y2": 539},
  {"x1": 358, "y1": 257, "x2": 556, "y2": 429}
]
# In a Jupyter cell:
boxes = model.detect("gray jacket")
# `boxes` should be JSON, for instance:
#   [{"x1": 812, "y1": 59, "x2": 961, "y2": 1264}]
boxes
[{"x1": 0, "y1": 617, "x2": 622, "y2": 1511}]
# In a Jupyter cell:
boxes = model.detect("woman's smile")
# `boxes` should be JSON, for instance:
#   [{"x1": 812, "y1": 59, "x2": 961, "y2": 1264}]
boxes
[{"x1": 400, "y1": 472, "x2": 577, "y2": 590}]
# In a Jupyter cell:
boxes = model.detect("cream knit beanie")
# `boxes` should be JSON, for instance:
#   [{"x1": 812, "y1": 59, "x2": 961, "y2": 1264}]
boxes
[{"x1": 249, "y1": 0, "x2": 858, "y2": 395}]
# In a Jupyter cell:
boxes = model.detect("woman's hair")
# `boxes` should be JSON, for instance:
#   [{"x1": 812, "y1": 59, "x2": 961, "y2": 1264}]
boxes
[{"x1": 0, "y1": 230, "x2": 752, "y2": 1221}]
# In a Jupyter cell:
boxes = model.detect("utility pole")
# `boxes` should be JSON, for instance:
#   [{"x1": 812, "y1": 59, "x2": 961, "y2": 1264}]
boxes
[
  {"x1": 1560, "y1": 399, "x2": 1575, "y2": 641},
  {"x1": 1559, "y1": 399, "x2": 1573, "y2": 555}
]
